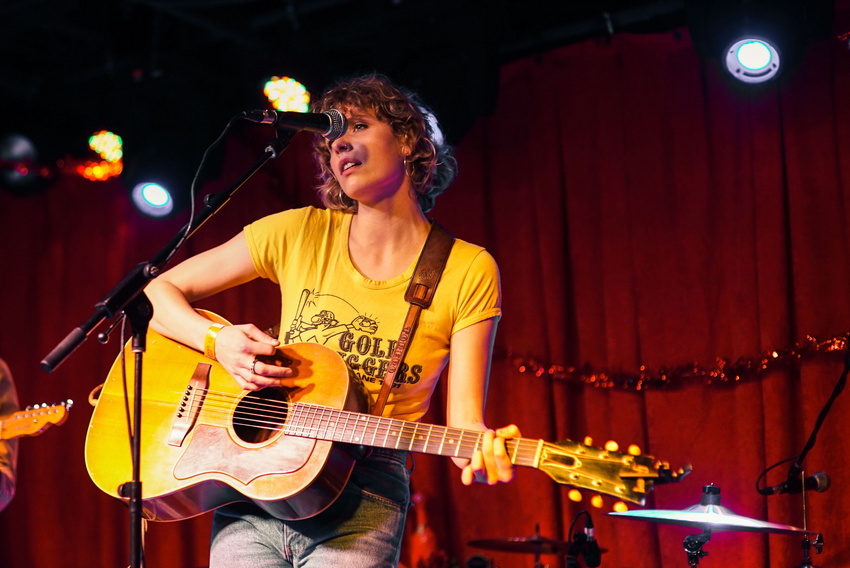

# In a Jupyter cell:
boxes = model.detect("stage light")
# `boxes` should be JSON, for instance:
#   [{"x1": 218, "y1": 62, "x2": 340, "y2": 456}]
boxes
[
  {"x1": 130, "y1": 182, "x2": 175, "y2": 218},
  {"x1": 723, "y1": 37, "x2": 781, "y2": 84},
  {"x1": 0, "y1": 133, "x2": 56, "y2": 196},
  {"x1": 264, "y1": 76, "x2": 310, "y2": 112},
  {"x1": 89, "y1": 130, "x2": 123, "y2": 163},
  {"x1": 69, "y1": 130, "x2": 124, "y2": 181},
  {"x1": 122, "y1": 147, "x2": 192, "y2": 219},
  {"x1": 120, "y1": 125, "x2": 198, "y2": 219},
  {"x1": 735, "y1": 40, "x2": 773, "y2": 70},
  {"x1": 75, "y1": 159, "x2": 123, "y2": 182},
  {"x1": 687, "y1": 0, "x2": 833, "y2": 87}
]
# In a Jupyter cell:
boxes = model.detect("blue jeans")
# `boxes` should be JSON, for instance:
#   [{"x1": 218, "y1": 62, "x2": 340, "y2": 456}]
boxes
[{"x1": 209, "y1": 448, "x2": 411, "y2": 568}]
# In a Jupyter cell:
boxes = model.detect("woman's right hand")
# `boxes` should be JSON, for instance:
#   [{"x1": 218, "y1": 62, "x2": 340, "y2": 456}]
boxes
[
  {"x1": 212, "y1": 324, "x2": 292, "y2": 391},
  {"x1": 144, "y1": 230, "x2": 292, "y2": 392}
]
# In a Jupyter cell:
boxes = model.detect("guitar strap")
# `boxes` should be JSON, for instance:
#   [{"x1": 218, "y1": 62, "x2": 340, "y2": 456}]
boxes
[{"x1": 371, "y1": 221, "x2": 455, "y2": 417}]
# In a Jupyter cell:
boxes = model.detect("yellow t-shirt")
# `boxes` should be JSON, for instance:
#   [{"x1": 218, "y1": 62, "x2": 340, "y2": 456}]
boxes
[{"x1": 244, "y1": 206, "x2": 501, "y2": 422}]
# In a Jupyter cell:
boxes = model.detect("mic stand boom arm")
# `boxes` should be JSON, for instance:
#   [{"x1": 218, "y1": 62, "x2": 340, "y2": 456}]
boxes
[
  {"x1": 40, "y1": 131, "x2": 292, "y2": 568},
  {"x1": 40, "y1": 134, "x2": 291, "y2": 372}
]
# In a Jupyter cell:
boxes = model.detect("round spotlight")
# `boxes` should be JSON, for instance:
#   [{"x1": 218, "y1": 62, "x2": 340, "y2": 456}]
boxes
[
  {"x1": 737, "y1": 41, "x2": 772, "y2": 70},
  {"x1": 724, "y1": 38, "x2": 781, "y2": 84},
  {"x1": 131, "y1": 182, "x2": 175, "y2": 217},
  {"x1": 0, "y1": 133, "x2": 56, "y2": 195}
]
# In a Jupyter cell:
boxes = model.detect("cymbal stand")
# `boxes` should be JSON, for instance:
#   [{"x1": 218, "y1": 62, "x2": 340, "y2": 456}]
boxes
[
  {"x1": 679, "y1": 484, "x2": 723, "y2": 567},
  {"x1": 530, "y1": 523, "x2": 545, "y2": 568},
  {"x1": 796, "y1": 476, "x2": 824, "y2": 568},
  {"x1": 683, "y1": 528, "x2": 711, "y2": 567},
  {"x1": 798, "y1": 533, "x2": 824, "y2": 568}
]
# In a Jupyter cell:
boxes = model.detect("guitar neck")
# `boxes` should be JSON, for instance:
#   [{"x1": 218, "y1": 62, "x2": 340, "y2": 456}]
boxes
[
  {"x1": 0, "y1": 401, "x2": 71, "y2": 440},
  {"x1": 285, "y1": 402, "x2": 541, "y2": 467}
]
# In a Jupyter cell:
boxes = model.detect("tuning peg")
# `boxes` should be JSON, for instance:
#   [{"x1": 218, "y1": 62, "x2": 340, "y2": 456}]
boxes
[
  {"x1": 612, "y1": 501, "x2": 629, "y2": 512},
  {"x1": 568, "y1": 488, "x2": 630, "y2": 513},
  {"x1": 653, "y1": 463, "x2": 693, "y2": 484}
]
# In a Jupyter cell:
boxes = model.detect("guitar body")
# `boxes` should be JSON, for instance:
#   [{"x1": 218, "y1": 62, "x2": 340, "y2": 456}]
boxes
[{"x1": 85, "y1": 325, "x2": 368, "y2": 522}]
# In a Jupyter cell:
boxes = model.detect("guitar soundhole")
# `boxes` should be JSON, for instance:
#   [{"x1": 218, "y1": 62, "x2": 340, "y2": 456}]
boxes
[{"x1": 232, "y1": 388, "x2": 289, "y2": 444}]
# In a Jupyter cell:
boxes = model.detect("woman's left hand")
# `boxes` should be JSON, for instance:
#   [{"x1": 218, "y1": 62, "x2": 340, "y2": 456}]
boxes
[{"x1": 461, "y1": 424, "x2": 522, "y2": 485}]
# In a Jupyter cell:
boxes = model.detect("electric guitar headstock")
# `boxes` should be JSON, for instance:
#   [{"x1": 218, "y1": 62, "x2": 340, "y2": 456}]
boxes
[
  {"x1": 535, "y1": 437, "x2": 691, "y2": 507},
  {"x1": 0, "y1": 400, "x2": 73, "y2": 440}
]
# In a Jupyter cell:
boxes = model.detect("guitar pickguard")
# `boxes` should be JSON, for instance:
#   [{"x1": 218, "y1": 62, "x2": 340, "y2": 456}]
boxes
[{"x1": 174, "y1": 425, "x2": 319, "y2": 485}]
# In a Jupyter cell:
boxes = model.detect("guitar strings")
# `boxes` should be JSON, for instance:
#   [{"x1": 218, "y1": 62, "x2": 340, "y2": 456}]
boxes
[
  {"x1": 165, "y1": 386, "x2": 545, "y2": 463},
  {"x1": 153, "y1": 384, "x2": 646, "y2": 483}
]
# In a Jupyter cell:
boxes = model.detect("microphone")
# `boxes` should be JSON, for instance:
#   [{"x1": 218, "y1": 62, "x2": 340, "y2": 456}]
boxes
[
  {"x1": 583, "y1": 514, "x2": 601, "y2": 568},
  {"x1": 243, "y1": 109, "x2": 347, "y2": 140},
  {"x1": 759, "y1": 471, "x2": 831, "y2": 495}
]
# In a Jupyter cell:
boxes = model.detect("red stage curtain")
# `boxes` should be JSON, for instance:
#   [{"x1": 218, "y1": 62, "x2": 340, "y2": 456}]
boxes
[{"x1": 2, "y1": 6, "x2": 850, "y2": 567}]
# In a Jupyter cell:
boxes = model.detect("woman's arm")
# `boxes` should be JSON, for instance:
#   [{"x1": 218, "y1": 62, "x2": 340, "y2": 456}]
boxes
[
  {"x1": 446, "y1": 318, "x2": 520, "y2": 485},
  {"x1": 145, "y1": 231, "x2": 288, "y2": 390}
]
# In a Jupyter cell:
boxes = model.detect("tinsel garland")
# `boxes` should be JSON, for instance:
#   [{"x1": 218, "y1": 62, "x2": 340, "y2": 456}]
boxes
[{"x1": 501, "y1": 332, "x2": 849, "y2": 391}]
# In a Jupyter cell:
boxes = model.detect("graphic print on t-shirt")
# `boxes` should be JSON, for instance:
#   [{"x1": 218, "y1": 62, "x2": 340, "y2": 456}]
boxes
[{"x1": 283, "y1": 289, "x2": 422, "y2": 388}]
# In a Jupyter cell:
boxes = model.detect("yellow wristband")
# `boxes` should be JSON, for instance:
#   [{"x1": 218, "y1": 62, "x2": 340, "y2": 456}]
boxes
[{"x1": 203, "y1": 324, "x2": 226, "y2": 361}]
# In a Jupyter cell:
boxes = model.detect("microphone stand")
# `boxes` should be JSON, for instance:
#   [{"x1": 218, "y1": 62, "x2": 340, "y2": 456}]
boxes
[
  {"x1": 778, "y1": 344, "x2": 848, "y2": 568},
  {"x1": 40, "y1": 130, "x2": 293, "y2": 568}
]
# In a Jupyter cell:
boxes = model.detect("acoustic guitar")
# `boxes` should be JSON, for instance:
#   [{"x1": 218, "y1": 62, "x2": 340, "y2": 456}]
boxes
[
  {"x1": 1, "y1": 400, "x2": 72, "y2": 440},
  {"x1": 85, "y1": 313, "x2": 687, "y2": 522}
]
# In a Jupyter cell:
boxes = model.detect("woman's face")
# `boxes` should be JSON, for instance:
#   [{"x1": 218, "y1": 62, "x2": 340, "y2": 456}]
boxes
[{"x1": 329, "y1": 107, "x2": 409, "y2": 206}]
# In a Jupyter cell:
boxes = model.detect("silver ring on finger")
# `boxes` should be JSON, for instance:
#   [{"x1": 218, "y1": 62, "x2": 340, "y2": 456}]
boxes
[{"x1": 250, "y1": 357, "x2": 258, "y2": 375}]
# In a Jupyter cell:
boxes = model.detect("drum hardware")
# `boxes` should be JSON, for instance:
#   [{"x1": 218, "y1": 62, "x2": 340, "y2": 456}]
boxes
[
  {"x1": 608, "y1": 484, "x2": 821, "y2": 567},
  {"x1": 795, "y1": 471, "x2": 825, "y2": 568},
  {"x1": 468, "y1": 523, "x2": 572, "y2": 568}
]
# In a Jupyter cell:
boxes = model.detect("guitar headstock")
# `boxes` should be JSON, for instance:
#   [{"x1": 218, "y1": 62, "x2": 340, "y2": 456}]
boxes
[
  {"x1": 537, "y1": 437, "x2": 690, "y2": 506},
  {"x1": 0, "y1": 400, "x2": 73, "y2": 440}
]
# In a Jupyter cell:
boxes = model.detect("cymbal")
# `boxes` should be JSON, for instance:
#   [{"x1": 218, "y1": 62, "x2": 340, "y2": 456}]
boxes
[
  {"x1": 608, "y1": 503, "x2": 817, "y2": 535},
  {"x1": 468, "y1": 535, "x2": 571, "y2": 555}
]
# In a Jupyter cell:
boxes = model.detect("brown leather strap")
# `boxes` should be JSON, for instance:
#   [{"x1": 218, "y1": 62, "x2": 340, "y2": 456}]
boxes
[{"x1": 372, "y1": 221, "x2": 455, "y2": 416}]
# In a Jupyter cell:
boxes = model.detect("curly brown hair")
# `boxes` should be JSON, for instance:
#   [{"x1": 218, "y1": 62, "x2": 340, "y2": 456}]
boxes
[{"x1": 311, "y1": 74, "x2": 457, "y2": 213}]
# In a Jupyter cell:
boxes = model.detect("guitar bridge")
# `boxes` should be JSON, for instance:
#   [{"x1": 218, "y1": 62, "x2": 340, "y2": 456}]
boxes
[{"x1": 167, "y1": 363, "x2": 210, "y2": 447}]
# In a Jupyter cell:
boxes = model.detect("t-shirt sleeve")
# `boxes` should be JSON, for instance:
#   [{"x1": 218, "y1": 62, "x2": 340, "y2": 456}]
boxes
[
  {"x1": 244, "y1": 208, "x2": 310, "y2": 284},
  {"x1": 452, "y1": 248, "x2": 502, "y2": 335}
]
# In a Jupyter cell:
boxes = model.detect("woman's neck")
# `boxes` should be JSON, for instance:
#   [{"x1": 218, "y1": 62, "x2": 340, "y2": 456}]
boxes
[{"x1": 348, "y1": 204, "x2": 431, "y2": 281}]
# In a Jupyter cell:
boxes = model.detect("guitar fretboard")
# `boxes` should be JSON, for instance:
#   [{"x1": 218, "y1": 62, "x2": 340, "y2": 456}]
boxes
[{"x1": 284, "y1": 402, "x2": 541, "y2": 467}]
